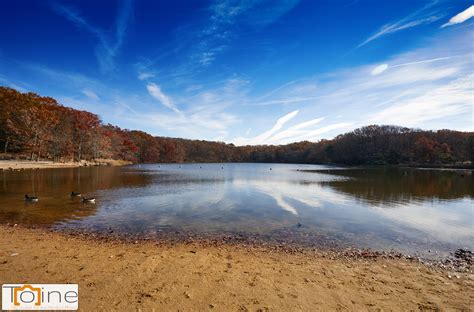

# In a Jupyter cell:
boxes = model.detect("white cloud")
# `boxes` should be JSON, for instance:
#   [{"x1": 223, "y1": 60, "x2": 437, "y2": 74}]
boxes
[
  {"x1": 138, "y1": 72, "x2": 155, "y2": 80},
  {"x1": 253, "y1": 95, "x2": 326, "y2": 106},
  {"x1": 392, "y1": 56, "x2": 458, "y2": 68},
  {"x1": 370, "y1": 56, "x2": 460, "y2": 77},
  {"x1": 273, "y1": 123, "x2": 352, "y2": 144},
  {"x1": 12, "y1": 22, "x2": 472, "y2": 144},
  {"x1": 146, "y1": 83, "x2": 179, "y2": 113},
  {"x1": 267, "y1": 117, "x2": 325, "y2": 143},
  {"x1": 194, "y1": 0, "x2": 300, "y2": 66},
  {"x1": 199, "y1": 52, "x2": 216, "y2": 66},
  {"x1": 358, "y1": 2, "x2": 442, "y2": 47},
  {"x1": 235, "y1": 110, "x2": 299, "y2": 145},
  {"x1": 124, "y1": 108, "x2": 239, "y2": 141},
  {"x1": 442, "y1": 5, "x2": 474, "y2": 27},
  {"x1": 369, "y1": 74, "x2": 473, "y2": 127},
  {"x1": 12, "y1": 61, "x2": 241, "y2": 141},
  {"x1": 251, "y1": 80, "x2": 320, "y2": 106},
  {"x1": 371, "y1": 64, "x2": 389, "y2": 75},
  {"x1": 369, "y1": 65, "x2": 459, "y2": 87},
  {"x1": 231, "y1": 111, "x2": 350, "y2": 145},
  {"x1": 81, "y1": 89, "x2": 99, "y2": 100},
  {"x1": 244, "y1": 29, "x2": 473, "y2": 138},
  {"x1": 109, "y1": 77, "x2": 246, "y2": 140}
]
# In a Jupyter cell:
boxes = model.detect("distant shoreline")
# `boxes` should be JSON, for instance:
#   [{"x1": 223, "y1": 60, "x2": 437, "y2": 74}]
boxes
[
  {"x1": 1, "y1": 159, "x2": 471, "y2": 171},
  {"x1": 0, "y1": 159, "x2": 132, "y2": 170}
]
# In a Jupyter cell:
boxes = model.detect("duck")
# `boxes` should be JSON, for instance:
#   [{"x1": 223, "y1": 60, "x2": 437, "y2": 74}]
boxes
[
  {"x1": 71, "y1": 191, "x2": 82, "y2": 197},
  {"x1": 25, "y1": 195, "x2": 39, "y2": 202},
  {"x1": 81, "y1": 197, "x2": 95, "y2": 203}
]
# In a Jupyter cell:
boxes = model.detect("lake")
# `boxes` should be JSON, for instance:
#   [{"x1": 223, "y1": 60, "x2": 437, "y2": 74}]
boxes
[{"x1": 0, "y1": 163, "x2": 472, "y2": 258}]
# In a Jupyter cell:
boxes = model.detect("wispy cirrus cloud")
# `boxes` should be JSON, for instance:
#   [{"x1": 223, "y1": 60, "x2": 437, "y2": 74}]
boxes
[
  {"x1": 230, "y1": 106, "x2": 350, "y2": 145},
  {"x1": 441, "y1": 5, "x2": 474, "y2": 27},
  {"x1": 141, "y1": 108, "x2": 239, "y2": 139},
  {"x1": 195, "y1": 0, "x2": 300, "y2": 66},
  {"x1": 250, "y1": 80, "x2": 320, "y2": 107},
  {"x1": 82, "y1": 89, "x2": 99, "y2": 100},
  {"x1": 6, "y1": 58, "x2": 240, "y2": 140},
  {"x1": 252, "y1": 95, "x2": 326, "y2": 106},
  {"x1": 232, "y1": 111, "x2": 350, "y2": 145},
  {"x1": 371, "y1": 56, "x2": 459, "y2": 76},
  {"x1": 371, "y1": 64, "x2": 389, "y2": 76},
  {"x1": 369, "y1": 74, "x2": 473, "y2": 126},
  {"x1": 118, "y1": 77, "x2": 247, "y2": 140},
  {"x1": 52, "y1": 0, "x2": 133, "y2": 73},
  {"x1": 133, "y1": 0, "x2": 300, "y2": 86},
  {"x1": 138, "y1": 72, "x2": 155, "y2": 80},
  {"x1": 243, "y1": 109, "x2": 299, "y2": 145},
  {"x1": 146, "y1": 83, "x2": 179, "y2": 113},
  {"x1": 358, "y1": 1, "x2": 443, "y2": 47},
  {"x1": 238, "y1": 28, "x2": 473, "y2": 144},
  {"x1": 267, "y1": 117, "x2": 325, "y2": 143},
  {"x1": 6, "y1": 7, "x2": 471, "y2": 145}
]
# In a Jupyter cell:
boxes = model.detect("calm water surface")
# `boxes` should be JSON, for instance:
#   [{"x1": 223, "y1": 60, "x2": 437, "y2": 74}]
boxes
[{"x1": 0, "y1": 163, "x2": 472, "y2": 257}]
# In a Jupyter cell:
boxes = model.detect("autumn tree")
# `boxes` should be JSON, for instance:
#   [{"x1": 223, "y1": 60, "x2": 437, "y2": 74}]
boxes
[{"x1": 0, "y1": 87, "x2": 472, "y2": 167}]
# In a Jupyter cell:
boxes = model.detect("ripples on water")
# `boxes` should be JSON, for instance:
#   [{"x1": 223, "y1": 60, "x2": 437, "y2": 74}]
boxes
[{"x1": 0, "y1": 163, "x2": 472, "y2": 257}]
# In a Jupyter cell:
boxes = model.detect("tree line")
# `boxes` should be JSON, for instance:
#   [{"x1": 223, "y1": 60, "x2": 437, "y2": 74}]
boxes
[{"x1": 0, "y1": 87, "x2": 472, "y2": 166}]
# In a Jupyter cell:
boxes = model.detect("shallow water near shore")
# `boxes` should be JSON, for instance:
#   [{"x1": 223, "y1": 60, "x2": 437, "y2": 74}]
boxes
[{"x1": 0, "y1": 163, "x2": 472, "y2": 258}]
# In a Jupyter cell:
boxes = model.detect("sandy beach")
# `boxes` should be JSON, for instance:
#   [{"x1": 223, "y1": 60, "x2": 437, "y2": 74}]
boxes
[
  {"x1": 0, "y1": 225, "x2": 472, "y2": 311},
  {"x1": 0, "y1": 159, "x2": 132, "y2": 170}
]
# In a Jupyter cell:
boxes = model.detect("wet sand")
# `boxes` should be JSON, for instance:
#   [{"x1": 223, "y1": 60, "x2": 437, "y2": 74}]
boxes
[
  {"x1": 0, "y1": 159, "x2": 131, "y2": 170},
  {"x1": 1, "y1": 225, "x2": 472, "y2": 311}
]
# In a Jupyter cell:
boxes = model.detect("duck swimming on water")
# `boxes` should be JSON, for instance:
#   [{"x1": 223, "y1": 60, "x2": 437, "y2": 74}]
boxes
[
  {"x1": 25, "y1": 195, "x2": 39, "y2": 202},
  {"x1": 71, "y1": 191, "x2": 81, "y2": 197},
  {"x1": 81, "y1": 197, "x2": 95, "y2": 203}
]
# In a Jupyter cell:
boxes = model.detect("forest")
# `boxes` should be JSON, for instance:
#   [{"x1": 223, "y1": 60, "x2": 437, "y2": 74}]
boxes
[{"x1": 0, "y1": 87, "x2": 472, "y2": 167}]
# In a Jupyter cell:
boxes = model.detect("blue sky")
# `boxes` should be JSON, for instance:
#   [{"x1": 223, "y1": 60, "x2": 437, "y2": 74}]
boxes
[{"x1": 0, "y1": 0, "x2": 472, "y2": 144}]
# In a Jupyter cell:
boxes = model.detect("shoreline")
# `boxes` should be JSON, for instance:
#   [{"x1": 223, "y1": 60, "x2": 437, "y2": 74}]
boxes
[
  {"x1": 1, "y1": 225, "x2": 472, "y2": 310},
  {"x1": 1, "y1": 159, "x2": 471, "y2": 171},
  {"x1": 51, "y1": 225, "x2": 472, "y2": 273},
  {"x1": 0, "y1": 159, "x2": 132, "y2": 170}
]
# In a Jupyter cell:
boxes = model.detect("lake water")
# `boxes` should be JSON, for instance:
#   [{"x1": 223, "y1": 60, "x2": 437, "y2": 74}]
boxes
[{"x1": 0, "y1": 163, "x2": 472, "y2": 257}]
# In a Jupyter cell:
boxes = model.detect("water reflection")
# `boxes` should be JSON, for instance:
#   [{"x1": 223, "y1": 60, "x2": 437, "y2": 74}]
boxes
[
  {"x1": 313, "y1": 168, "x2": 473, "y2": 205},
  {"x1": 0, "y1": 164, "x2": 472, "y2": 256},
  {"x1": 0, "y1": 167, "x2": 153, "y2": 225}
]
